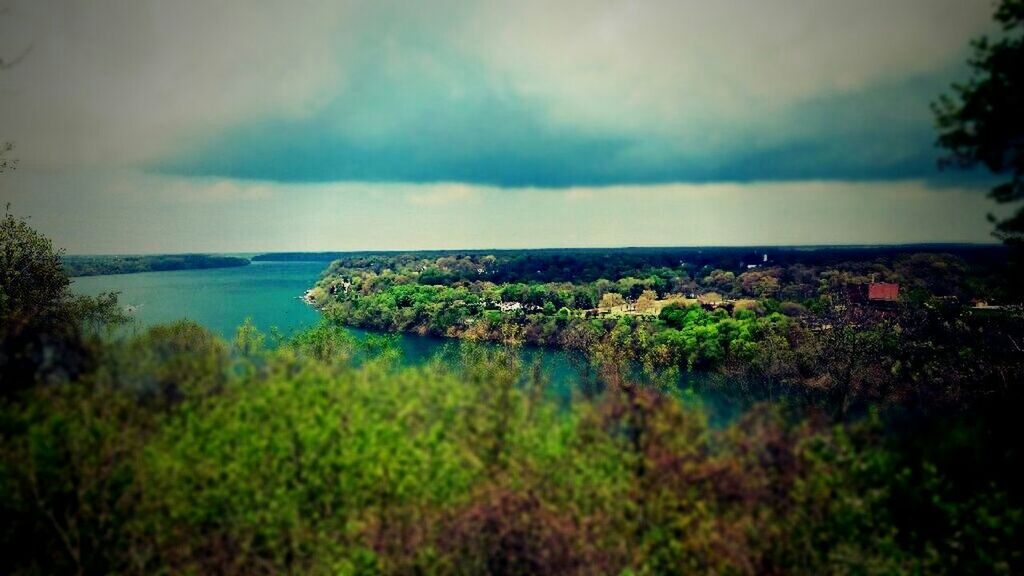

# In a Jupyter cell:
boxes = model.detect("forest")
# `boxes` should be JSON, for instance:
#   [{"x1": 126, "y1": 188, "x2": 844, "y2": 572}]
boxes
[
  {"x1": 262, "y1": 244, "x2": 1007, "y2": 284},
  {"x1": 3, "y1": 211, "x2": 1023, "y2": 574},
  {"x1": 308, "y1": 248, "x2": 1020, "y2": 414},
  {"x1": 62, "y1": 254, "x2": 251, "y2": 277}
]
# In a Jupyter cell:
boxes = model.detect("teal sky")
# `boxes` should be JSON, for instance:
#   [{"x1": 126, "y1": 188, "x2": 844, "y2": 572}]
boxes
[{"x1": 0, "y1": 0, "x2": 1006, "y2": 253}]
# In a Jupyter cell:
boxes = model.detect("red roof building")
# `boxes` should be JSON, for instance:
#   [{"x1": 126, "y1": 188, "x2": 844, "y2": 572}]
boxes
[{"x1": 867, "y1": 283, "x2": 899, "y2": 302}]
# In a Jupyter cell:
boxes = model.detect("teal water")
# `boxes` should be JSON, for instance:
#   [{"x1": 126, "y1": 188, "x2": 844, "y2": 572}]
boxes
[
  {"x1": 69, "y1": 262, "x2": 593, "y2": 400},
  {"x1": 70, "y1": 263, "x2": 742, "y2": 418},
  {"x1": 70, "y1": 261, "x2": 326, "y2": 338}
]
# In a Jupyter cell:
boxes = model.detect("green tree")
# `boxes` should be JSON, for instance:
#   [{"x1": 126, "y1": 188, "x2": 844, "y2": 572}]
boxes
[
  {"x1": 1, "y1": 209, "x2": 125, "y2": 392},
  {"x1": 933, "y1": 0, "x2": 1023, "y2": 246},
  {"x1": 635, "y1": 289, "x2": 657, "y2": 313},
  {"x1": 599, "y1": 292, "x2": 625, "y2": 310},
  {"x1": 1, "y1": 208, "x2": 69, "y2": 322}
]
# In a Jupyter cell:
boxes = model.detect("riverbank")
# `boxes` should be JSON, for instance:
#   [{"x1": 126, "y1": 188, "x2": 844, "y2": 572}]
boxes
[{"x1": 63, "y1": 253, "x2": 251, "y2": 277}]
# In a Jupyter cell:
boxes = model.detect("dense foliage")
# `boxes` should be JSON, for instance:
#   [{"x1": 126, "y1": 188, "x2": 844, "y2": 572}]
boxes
[
  {"x1": 1, "y1": 211, "x2": 126, "y2": 393},
  {"x1": 310, "y1": 249, "x2": 1021, "y2": 415},
  {"x1": 62, "y1": 254, "x2": 250, "y2": 277},
  {"x1": 265, "y1": 244, "x2": 1007, "y2": 285},
  {"x1": 2, "y1": 321, "x2": 1022, "y2": 575},
  {"x1": 3, "y1": 218, "x2": 1023, "y2": 574}
]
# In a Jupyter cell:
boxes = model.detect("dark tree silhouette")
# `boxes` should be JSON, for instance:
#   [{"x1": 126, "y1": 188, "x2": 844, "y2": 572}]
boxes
[
  {"x1": 0, "y1": 209, "x2": 127, "y2": 392},
  {"x1": 933, "y1": 0, "x2": 1024, "y2": 247}
]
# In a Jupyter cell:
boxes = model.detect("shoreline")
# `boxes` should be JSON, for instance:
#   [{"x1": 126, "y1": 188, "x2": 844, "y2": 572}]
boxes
[{"x1": 302, "y1": 289, "x2": 318, "y2": 307}]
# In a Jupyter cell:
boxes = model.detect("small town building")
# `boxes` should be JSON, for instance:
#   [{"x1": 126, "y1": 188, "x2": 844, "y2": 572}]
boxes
[{"x1": 867, "y1": 283, "x2": 899, "y2": 302}]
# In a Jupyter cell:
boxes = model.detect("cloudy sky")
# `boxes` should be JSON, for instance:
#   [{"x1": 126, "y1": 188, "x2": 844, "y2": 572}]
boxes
[{"x1": 0, "y1": 0, "x2": 1005, "y2": 253}]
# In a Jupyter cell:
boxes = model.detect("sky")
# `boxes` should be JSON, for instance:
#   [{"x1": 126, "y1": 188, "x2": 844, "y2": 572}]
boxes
[{"x1": 0, "y1": 0, "x2": 1007, "y2": 254}]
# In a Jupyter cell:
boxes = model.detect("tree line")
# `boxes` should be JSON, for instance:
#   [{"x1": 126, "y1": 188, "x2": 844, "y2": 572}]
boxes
[{"x1": 62, "y1": 253, "x2": 250, "y2": 277}]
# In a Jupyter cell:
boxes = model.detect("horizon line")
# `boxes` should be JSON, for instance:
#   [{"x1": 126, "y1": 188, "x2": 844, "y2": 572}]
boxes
[{"x1": 64, "y1": 241, "x2": 1004, "y2": 259}]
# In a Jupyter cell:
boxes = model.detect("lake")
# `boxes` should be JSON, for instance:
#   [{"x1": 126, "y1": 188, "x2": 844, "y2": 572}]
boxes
[
  {"x1": 71, "y1": 261, "x2": 326, "y2": 338},
  {"x1": 71, "y1": 262, "x2": 743, "y2": 418},
  {"x1": 69, "y1": 262, "x2": 597, "y2": 400}
]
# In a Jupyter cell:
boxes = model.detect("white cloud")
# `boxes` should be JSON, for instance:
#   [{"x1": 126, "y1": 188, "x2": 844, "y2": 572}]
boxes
[
  {"x1": 0, "y1": 0, "x2": 1002, "y2": 254},
  {"x1": 0, "y1": 0, "x2": 994, "y2": 175},
  {"x1": 464, "y1": 0, "x2": 992, "y2": 136},
  {"x1": 0, "y1": 0, "x2": 353, "y2": 169}
]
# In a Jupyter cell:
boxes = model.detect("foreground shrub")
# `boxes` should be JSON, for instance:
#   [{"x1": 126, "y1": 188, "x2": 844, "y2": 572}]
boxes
[{"x1": 1, "y1": 328, "x2": 1021, "y2": 575}]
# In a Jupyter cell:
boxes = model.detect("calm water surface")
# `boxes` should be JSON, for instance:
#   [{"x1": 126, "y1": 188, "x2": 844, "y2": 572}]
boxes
[
  {"x1": 69, "y1": 262, "x2": 588, "y2": 394},
  {"x1": 71, "y1": 262, "x2": 742, "y2": 418},
  {"x1": 71, "y1": 261, "x2": 325, "y2": 338}
]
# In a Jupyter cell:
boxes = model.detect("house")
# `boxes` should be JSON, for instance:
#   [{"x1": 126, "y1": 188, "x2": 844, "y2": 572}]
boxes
[{"x1": 867, "y1": 283, "x2": 899, "y2": 302}]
